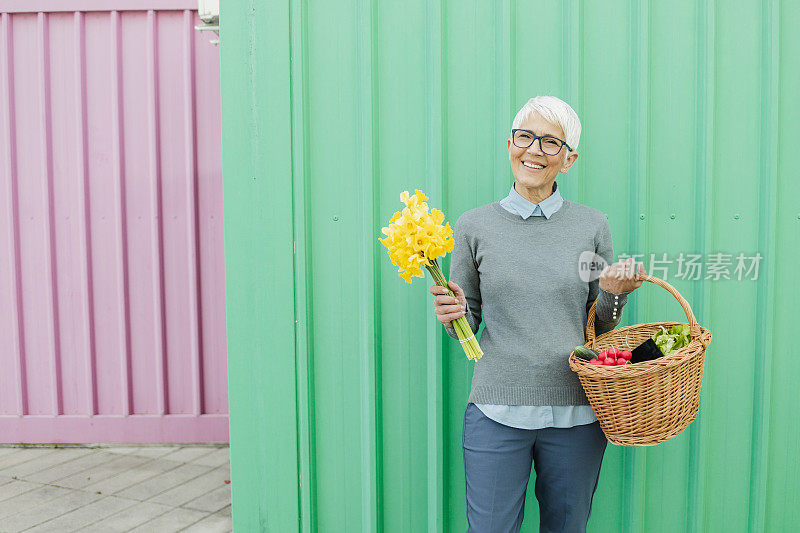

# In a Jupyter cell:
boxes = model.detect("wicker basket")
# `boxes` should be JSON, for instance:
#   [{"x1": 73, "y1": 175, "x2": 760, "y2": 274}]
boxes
[{"x1": 569, "y1": 275, "x2": 712, "y2": 446}]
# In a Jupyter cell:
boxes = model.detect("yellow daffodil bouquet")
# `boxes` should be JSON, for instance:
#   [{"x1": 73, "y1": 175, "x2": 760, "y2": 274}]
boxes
[{"x1": 378, "y1": 189, "x2": 483, "y2": 360}]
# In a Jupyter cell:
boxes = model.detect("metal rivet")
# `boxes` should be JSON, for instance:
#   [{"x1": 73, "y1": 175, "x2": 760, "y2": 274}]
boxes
[
  {"x1": 639, "y1": 214, "x2": 645, "y2": 220},
  {"x1": 734, "y1": 214, "x2": 740, "y2": 220},
  {"x1": 333, "y1": 216, "x2": 339, "y2": 221},
  {"x1": 670, "y1": 214, "x2": 676, "y2": 220}
]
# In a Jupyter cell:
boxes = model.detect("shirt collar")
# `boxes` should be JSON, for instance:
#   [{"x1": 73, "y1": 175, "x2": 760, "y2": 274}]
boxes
[{"x1": 500, "y1": 181, "x2": 564, "y2": 219}]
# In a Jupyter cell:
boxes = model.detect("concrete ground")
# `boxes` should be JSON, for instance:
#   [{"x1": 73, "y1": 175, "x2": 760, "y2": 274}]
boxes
[{"x1": 0, "y1": 444, "x2": 231, "y2": 532}]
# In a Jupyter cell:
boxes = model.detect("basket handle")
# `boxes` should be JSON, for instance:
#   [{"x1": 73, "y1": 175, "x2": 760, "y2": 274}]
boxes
[{"x1": 586, "y1": 274, "x2": 702, "y2": 344}]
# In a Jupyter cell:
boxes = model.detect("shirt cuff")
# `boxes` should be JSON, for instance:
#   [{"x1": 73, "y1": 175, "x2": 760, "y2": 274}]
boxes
[
  {"x1": 596, "y1": 288, "x2": 628, "y2": 323},
  {"x1": 599, "y1": 287, "x2": 633, "y2": 297},
  {"x1": 598, "y1": 288, "x2": 629, "y2": 306}
]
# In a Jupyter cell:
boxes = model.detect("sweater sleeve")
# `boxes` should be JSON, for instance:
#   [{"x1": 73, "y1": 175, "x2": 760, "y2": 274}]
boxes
[
  {"x1": 588, "y1": 217, "x2": 631, "y2": 337},
  {"x1": 444, "y1": 216, "x2": 482, "y2": 340}
]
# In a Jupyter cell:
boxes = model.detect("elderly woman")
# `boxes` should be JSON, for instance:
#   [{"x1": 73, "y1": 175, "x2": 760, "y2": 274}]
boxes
[{"x1": 429, "y1": 95, "x2": 646, "y2": 533}]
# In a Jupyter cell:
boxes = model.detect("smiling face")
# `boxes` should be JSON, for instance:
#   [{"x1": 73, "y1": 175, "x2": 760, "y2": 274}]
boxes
[{"x1": 507, "y1": 111, "x2": 578, "y2": 204}]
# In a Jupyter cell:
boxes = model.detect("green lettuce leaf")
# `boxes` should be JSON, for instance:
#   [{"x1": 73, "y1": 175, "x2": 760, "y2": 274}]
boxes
[{"x1": 652, "y1": 324, "x2": 691, "y2": 355}]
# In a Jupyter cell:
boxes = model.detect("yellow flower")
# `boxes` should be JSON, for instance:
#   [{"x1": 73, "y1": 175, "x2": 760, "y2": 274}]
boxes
[
  {"x1": 378, "y1": 188, "x2": 483, "y2": 360},
  {"x1": 378, "y1": 189, "x2": 454, "y2": 283}
]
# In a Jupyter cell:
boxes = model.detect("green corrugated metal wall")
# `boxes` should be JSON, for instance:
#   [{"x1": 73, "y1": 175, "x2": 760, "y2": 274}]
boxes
[{"x1": 219, "y1": 0, "x2": 799, "y2": 531}]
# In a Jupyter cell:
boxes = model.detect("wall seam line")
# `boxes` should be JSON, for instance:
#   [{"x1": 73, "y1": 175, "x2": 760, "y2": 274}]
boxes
[
  {"x1": 289, "y1": 0, "x2": 316, "y2": 529},
  {"x1": 147, "y1": 9, "x2": 168, "y2": 415},
  {"x1": 1, "y1": 13, "x2": 29, "y2": 416},
  {"x1": 747, "y1": 0, "x2": 779, "y2": 530},
  {"x1": 183, "y1": 8, "x2": 204, "y2": 417},
  {"x1": 73, "y1": 10, "x2": 98, "y2": 417},
  {"x1": 38, "y1": 11, "x2": 63, "y2": 416},
  {"x1": 686, "y1": 0, "x2": 715, "y2": 531},
  {"x1": 110, "y1": 9, "x2": 133, "y2": 417}
]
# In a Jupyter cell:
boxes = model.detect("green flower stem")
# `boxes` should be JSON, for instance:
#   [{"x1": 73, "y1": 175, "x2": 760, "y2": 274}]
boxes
[{"x1": 425, "y1": 258, "x2": 483, "y2": 360}]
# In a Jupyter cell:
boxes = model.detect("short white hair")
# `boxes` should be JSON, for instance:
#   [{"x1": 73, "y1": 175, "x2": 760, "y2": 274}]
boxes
[{"x1": 511, "y1": 96, "x2": 582, "y2": 155}]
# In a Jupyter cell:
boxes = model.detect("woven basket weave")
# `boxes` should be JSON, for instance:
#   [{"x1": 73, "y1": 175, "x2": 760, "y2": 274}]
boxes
[{"x1": 569, "y1": 275, "x2": 712, "y2": 446}]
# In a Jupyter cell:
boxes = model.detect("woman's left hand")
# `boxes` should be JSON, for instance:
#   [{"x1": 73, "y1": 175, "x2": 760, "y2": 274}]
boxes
[{"x1": 599, "y1": 258, "x2": 646, "y2": 294}]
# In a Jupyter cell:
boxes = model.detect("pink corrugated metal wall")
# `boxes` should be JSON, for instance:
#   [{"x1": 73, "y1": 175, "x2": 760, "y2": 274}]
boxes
[{"x1": 0, "y1": 2, "x2": 227, "y2": 443}]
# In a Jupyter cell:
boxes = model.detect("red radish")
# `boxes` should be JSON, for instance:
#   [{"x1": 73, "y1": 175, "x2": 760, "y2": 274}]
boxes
[
  {"x1": 598, "y1": 350, "x2": 608, "y2": 360},
  {"x1": 621, "y1": 350, "x2": 632, "y2": 360},
  {"x1": 615, "y1": 358, "x2": 627, "y2": 366},
  {"x1": 603, "y1": 359, "x2": 616, "y2": 366},
  {"x1": 589, "y1": 359, "x2": 601, "y2": 365}
]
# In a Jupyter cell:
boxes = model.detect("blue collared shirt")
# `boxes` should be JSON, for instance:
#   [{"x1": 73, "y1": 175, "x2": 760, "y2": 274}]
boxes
[
  {"x1": 498, "y1": 180, "x2": 564, "y2": 219},
  {"x1": 474, "y1": 181, "x2": 598, "y2": 429}
]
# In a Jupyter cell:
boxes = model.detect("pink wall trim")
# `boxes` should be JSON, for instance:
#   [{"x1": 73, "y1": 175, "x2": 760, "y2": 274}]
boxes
[
  {"x1": 3, "y1": 1, "x2": 198, "y2": 14},
  {"x1": 0, "y1": 415, "x2": 228, "y2": 443}
]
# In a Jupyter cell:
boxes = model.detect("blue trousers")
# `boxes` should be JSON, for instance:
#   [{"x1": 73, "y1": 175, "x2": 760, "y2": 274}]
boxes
[{"x1": 462, "y1": 402, "x2": 608, "y2": 533}]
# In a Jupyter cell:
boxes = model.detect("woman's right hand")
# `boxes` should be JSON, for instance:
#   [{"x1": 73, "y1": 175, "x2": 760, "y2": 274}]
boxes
[{"x1": 429, "y1": 281, "x2": 467, "y2": 328}]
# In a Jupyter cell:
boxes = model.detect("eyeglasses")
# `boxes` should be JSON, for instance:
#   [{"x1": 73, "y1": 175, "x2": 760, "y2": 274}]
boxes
[{"x1": 512, "y1": 129, "x2": 572, "y2": 156}]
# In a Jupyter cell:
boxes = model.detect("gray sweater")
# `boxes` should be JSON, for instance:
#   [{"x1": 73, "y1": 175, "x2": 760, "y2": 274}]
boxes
[{"x1": 444, "y1": 199, "x2": 627, "y2": 405}]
